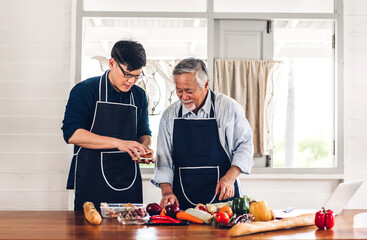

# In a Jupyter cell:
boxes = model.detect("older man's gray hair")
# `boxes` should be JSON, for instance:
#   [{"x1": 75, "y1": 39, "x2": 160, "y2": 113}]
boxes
[{"x1": 172, "y1": 58, "x2": 209, "y2": 89}]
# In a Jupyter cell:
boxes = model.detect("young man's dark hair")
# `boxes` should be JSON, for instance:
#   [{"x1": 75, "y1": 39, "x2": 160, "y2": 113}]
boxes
[{"x1": 111, "y1": 40, "x2": 146, "y2": 71}]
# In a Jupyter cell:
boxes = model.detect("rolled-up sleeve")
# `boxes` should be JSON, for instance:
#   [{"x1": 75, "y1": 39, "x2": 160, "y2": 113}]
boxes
[
  {"x1": 221, "y1": 98, "x2": 254, "y2": 174},
  {"x1": 230, "y1": 104, "x2": 254, "y2": 173},
  {"x1": 150, "y1": 109, "x2": 175, "y2": 187}
]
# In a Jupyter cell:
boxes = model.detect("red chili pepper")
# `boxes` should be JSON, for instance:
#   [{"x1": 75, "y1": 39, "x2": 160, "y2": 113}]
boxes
[
  {"x1": 150, "y1": 215, "x2": 182, "y2": 223},
  {"x1": 151, "y1": 220, "x2": 177, "y2": 224},
  {"x1": 315, "y1": 208, "x2": 335, "y2": 230}
]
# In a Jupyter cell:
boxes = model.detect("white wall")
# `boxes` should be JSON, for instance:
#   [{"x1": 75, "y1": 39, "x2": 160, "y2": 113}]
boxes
[
  {"x1": 343, "y1": 0, "x2": 367, "y2": 208},
  {"x1": 0, "y1": 0, "x2": 366, "y2": 210},
  {"x1": 0, "y1": 0, "x2": 72, "y2": 209}
]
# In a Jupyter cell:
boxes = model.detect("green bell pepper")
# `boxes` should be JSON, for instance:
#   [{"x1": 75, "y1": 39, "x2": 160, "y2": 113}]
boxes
[{"x1": 232, "y1": 196, "x2": 250, "y2": 215}]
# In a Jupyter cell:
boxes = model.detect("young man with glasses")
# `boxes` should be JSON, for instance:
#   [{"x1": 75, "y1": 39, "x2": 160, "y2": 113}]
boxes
[{"x1": 62, "y1": 40, "x2": 152, "y2": 210}]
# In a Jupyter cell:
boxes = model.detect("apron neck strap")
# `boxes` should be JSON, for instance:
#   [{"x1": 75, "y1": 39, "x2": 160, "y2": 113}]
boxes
[
  {"x1": 209, "y1": 90, "x2": 215, "y2": 118},
  {"x1": 130, "y1": 91, "x2": 135, "y2": 106},
  {"x1": 178, "y1": 90, "x2": 215, "y2": 118},
  {"x1": 99, "y1": 70, "x2": 110, "y2": 102},
  {"x1": 178, "y1": 104, "x2": 183, "y2": 118}
]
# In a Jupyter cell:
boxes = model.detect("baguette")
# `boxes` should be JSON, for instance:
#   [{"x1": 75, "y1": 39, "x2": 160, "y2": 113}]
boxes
[
  {"x1": 229, "y1": 213, "x2": 315, "y2": 237},
  {"x1": 83, "y1": 202, "x2": 102, "y2": 225}
]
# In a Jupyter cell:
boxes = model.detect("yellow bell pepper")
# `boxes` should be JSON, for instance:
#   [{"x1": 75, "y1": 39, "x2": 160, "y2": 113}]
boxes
[{"x1": 249, "y1": 200, "x2": 273, "y2": 221}]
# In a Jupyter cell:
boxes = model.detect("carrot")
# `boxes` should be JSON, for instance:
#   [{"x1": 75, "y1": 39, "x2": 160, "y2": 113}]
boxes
[
  {"x1": 176, "y1": 212, "x2": 204, "y2": 224},
  {"x1": 160, "y1": 208, "x2": 166, "y2": 216}
]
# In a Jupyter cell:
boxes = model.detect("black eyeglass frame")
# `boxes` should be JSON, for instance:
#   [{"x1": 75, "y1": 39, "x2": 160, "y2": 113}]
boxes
[{"x1": 116, "y1": 62, "x2": 145, "y2": 80}]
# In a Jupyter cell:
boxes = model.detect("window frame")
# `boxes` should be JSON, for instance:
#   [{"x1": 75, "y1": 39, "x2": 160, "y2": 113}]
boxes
[{"x1": 73, "y1": 0, "x2": 344, "y2": 175}]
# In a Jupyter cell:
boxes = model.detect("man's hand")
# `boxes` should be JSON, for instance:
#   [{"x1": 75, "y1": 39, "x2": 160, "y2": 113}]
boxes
[
  {"x1": 148, "y1": 152, "x2": 156, "y2": 163},
  {"x1": 114, "y1": 139, "x2": 148, "y2": 159},
  {"x1": 160, "y1": 183, "x2": 179, "y2": 208},
  {"x1": 135, "y1": 135, "x2": 153, "y2": 164},
  {"x1": 68, "y1": 129, "x2": 149, "y2": 159},
  {"x1": 134, "y1": 149, "x2": 155, "y2": 164},
  {"x1": 160, "y1": 192, "x2": 179, "y2": 209},
  {"x1": 215, "y1": 176, "x2": 235, "y2": 201},
  {"x1": 215, "y1": 165, "x2": 242, "y2": 201}
]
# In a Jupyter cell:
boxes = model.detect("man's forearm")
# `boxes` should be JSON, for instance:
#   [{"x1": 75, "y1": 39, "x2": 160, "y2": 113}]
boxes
[
  {"x1": 222, "y1": 165, "x2": 241, "y2": 183},
  {"x1": 159, "y1": 182, "x2": 179, "y2": 207},
  {"x1": 160, "y1": 183, "x2": 174, "y2": 196},
  {"x1": 68, "y1": 128, "x2": 119, "y2": 149},
  {"x1": 138, "y1": 135, "x2": 152, "y2": 149}
]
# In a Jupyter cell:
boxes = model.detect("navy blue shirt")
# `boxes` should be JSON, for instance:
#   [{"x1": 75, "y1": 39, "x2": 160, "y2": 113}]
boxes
[{"x1": 61, "y1": 72, "x2": 152, "y2": 152}]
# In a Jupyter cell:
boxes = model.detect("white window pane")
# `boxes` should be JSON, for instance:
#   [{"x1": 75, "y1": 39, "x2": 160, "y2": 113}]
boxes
[
  {"x1": 273, "y1": 20, "x2": 335, "y2": 168},
  {"x1": 84, "y1": 0, "x2": 206, "y2": 12},
  {"x1": 214, "y1": 0, "x2": 334, "y2": 13}
]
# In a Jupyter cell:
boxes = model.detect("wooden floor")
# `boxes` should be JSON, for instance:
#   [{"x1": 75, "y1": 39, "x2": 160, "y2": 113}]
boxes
[{"x1": 0, "y1": 210, "x2": 366, "y2": 239}]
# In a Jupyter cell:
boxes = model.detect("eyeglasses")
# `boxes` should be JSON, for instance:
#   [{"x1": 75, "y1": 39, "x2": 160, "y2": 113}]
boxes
[{"x1": 116, "y1": 62, "x2": 145, "y2": 80}]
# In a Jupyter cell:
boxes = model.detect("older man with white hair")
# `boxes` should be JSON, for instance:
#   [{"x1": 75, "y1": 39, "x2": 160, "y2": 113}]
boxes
[{"x1": 151, "y1": 58, "x2": 254, "y2": 210}]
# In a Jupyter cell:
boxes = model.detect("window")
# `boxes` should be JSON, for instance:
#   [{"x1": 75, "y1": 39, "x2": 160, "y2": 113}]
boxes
[
  {"x1": 76, "y1": 0, "x2": 343, "y2": 172},
  {"x1": 273, "y1": 20, "x2": 335, "y2": 168}
]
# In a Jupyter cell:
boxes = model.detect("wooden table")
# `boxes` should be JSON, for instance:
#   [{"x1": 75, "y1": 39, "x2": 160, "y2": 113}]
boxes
[{"x1": 0, "y1": 210, "x2": 366, "y2": 239}]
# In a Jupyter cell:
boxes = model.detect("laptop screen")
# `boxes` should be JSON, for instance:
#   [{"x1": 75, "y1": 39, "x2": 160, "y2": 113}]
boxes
[{"x1": 322, "y1": 180, "x2": 364, "y2": 215}]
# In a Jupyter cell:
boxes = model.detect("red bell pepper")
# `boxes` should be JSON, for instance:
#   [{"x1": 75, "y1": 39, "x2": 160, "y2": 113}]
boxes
[{"x1": 315, "y1": 208, "x2": 335, "y2": 230}]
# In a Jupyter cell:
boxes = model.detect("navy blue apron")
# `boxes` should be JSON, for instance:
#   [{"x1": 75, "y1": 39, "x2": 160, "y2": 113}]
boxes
[
  {"x1": 66, "y1": 70, "x2": 143, "y2": 210},
  {"x1": 172, "y1": 91, "x2": 239, "y2": 210}
]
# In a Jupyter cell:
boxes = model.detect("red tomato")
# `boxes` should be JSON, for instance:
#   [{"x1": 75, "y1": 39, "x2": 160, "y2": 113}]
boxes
[
  {"x1": 219, "y1": 206, "x2": 233, "y2": 218},
  {"x1": 215, "y1": 211, "x2": 230, "y2": 224}
]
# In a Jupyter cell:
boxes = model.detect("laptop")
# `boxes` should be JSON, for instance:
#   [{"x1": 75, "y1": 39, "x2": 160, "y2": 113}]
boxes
[
  {"x1": 323, "y1": 180, "x2": 364, "y2": 215},
  {"x1": 274, "y1": 180, "x2": 364, "y2": 218}
]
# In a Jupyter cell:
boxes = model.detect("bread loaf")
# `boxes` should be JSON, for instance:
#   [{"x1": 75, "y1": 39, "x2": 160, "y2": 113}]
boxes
[
  {"x1": 229, "y1": 213, "x2": 315, "y2": 237},
  {"x1": 83, "y1": 202, "x2": 102, "y2": 225}
]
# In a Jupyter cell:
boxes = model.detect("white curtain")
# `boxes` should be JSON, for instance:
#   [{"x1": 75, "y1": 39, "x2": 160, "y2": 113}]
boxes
[{"x1": 213, "y1": 59, "x2": 282, "y2": 155}]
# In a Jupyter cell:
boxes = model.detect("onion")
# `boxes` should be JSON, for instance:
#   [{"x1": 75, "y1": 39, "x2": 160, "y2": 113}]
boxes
[
  {"x1": 165, "y1": 204, "x2": 180, "y2": 218},
  {"x1": 146, "y1": 203, "x2": 162, "y2": 216},
  {"x1": 234, "y1": 213, "x2": 253, "y2": 224}
]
